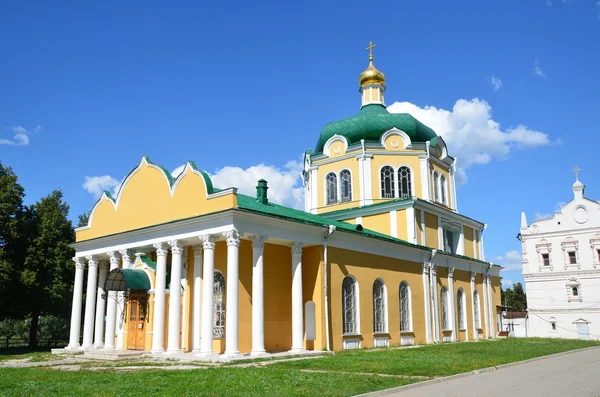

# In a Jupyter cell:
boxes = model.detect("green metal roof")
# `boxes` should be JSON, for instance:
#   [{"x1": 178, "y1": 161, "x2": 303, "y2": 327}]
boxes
[
  {"x1": 105, "y1": 268, "x2": 151, "y2": 291},
  {"x1": 315, "y1": 104, "x2": 438, "y2": 154}
]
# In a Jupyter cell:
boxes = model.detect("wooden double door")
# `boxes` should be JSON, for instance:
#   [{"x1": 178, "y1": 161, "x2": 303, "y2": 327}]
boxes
[{"x1": 127, "y1": 291, "x2": 148, "y2": 350}]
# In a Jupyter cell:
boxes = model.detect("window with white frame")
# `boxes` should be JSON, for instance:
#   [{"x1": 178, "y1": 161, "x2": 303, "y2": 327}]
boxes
[
  {"x1": 380, "y1": 166, "x2": 395, "y2": 198},
  {"x1": 561, "y1": 237, "x2": 579, "y2": 268},
  {"x1": 326, "y1": 172, "x2": 338, "y2": 205},
  {"x1": 473, "y1": 289, "x2": 481, "y2": 329},
  {"x1": 441, "y1": 286, "x2": 449, "y2": 330},
  {"x1": 568, "y1": 251, "x2": 577, "y2": 265},
  {"x1": 566, "y1": 278, "x2": 582, "y2": 302},
  {"x1": 440, "y1": 175, "x2": 447, "y2": 205},
  {"x1": 457, "y1": 288, "x2": 466, "y2": 329},
  {"x1": 549, "y1": 316, "x2": 557, "y2": 331},
  {"x1": 398, "y1": 166, "x2": 412, "y2": 198},
  {"x1": 373, "y1": 279, "x2": 386, "y2": 333},
  {"x1": 213, "y1": 271, "x2": 226, "y2": 338},
  {"x1": 433, "y1": 171, "x2": 440, "y2": 202},
  {"x1": 443, "y1": 229, "x2": 458, "y2": 254},
  {"x1": 342, "y1": 276, "x2": 359, "y2": 334},
  {"x1": 536, "y1": 239, "x2": 552, "y2": 270},
  {"x1": 399, "y1": 281, "x2": 411, "y2": 332},
  {"x1": 340, "y1": 170, "x2": 352, "y2": 202},
  {"x1": 542, "y1": 253, "x2": 550, "y2": 266}
]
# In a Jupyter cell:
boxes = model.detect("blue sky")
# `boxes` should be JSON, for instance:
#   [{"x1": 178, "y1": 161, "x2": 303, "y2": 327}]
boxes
[{"x1": 1, "y1": 1, "x2": 599, "y2": 289}]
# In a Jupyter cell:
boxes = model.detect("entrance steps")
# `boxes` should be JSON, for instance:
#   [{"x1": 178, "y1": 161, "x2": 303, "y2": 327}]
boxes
[{"x1": 83, "y1": 350, "x2": 145, "y2": 361}]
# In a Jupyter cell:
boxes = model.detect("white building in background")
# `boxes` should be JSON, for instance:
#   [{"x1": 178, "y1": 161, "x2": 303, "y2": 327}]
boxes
[{"x1": 520, "y1": 168, "x2": 600, "y2": 340}]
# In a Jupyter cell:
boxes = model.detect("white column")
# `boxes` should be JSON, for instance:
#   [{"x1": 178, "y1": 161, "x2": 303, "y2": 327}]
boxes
[
  {"x1": 448, "y1": 267, "x2": 456, "y2": 342},
  {"x1": 181, "y1": 249, "x2": 188, "y2": 350},
  {"x1": 223, "y1": 230, "x2": 241, "y2": 356},
  {"x1": 166, "y1": 240, "x2": 184, "y2": 353},
  {"x1": 67, "y1": 257, "x2": 86, "y2": 349},
  {"x1": 192, "y1": 245, "x2": 203, "y2": 352},
  {"x1": 250, "y1": 235, "x2": 267, "y2": 355},
  {"x1": 93, "y1": 260, "x2": 108, "y2": 348},
  {"x1": 197, "y1": 235, "x2": 216, "y2": 356},
  {"x1": 487, "y1": 274, "x2": 495, "y2": 338},
  {"x1": 82, "y1": 255, "x2": 98, "y2": 349},
  {"x1": 430, "y1": 264, "x2": 440, "y2": 343},
  {"x1": 470, "y1": 271, "x2": 478, "y2": 339},
  {"x1": 116, "y1": 250, "x2": 132, "y2": 350},
  {"x1": 458, "y1": 226, "x2": 465, "y2": 256},
  {"x1": 151, "y1": 242, "x2": 168, "y2": 353},
  {"x1": 103, "y1": 252, "x2": 120, "y2": 349},
  {"x1": 290, "y1": 242, "x2": 305, "y2": 352},
  {"x1": 406, "y1": 207, "x2": 416, "y2": 244},
  {"x1": 482, "y1": 273, "x2": 490, "y2": 339},
  {"x1": 422, "y1": 263, "x2": 432, "y2": 344},
  {"x1": 450, "y1": 163, "x2": 458, "y2": 212},
  {"x1": 419, "y1": 155, "x2": 431, "y2": 201}
]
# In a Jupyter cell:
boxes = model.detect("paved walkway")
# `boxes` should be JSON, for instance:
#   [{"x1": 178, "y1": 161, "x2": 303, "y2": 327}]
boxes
[{"x1": 388, "y1": 347, "x2": 600, "y2": 397}]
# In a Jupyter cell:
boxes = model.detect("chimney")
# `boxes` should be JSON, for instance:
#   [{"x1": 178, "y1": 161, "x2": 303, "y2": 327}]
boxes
[{"x1": 256, "y1": 179, "x2": 269, "y2": 204}]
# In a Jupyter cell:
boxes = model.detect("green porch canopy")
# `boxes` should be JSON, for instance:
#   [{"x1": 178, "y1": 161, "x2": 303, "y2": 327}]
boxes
[{"x1": 104, "y1": 268, "x2": 151, "y2": 291}]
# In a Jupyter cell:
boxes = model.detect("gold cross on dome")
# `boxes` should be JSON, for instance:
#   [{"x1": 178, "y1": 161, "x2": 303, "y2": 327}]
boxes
[
  {"x1": 366, "y1": 41, "x2": 376, "y2": 62},
  {"x1": 573, "y1": 166, "x2": 581, "y2": 180}
]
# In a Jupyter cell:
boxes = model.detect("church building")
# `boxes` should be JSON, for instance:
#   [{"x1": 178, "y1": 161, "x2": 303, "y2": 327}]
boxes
[
  {"x1": 64, "y1": 43, "x2": 502, "y2": 359},
  {"x1": 520, "y1": 169, "x2": 600, "y2": 340}
]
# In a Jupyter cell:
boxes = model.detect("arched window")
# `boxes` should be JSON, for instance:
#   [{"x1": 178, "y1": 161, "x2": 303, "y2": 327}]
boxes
[
  {"x1": 473, "y1": 290, "x2": 481, "y2": 329},
  {"x1": 326, "y1": 172, "x2": 338, "y2": 205},
  {"x1": 398, "y1": 167, "x2": 412, "y2": 199},
  {"x1": 573, "y1": 287, "x2": 579, "y2": 296},
  {"x1": 441, "y1": 286, "x2": 449, "y2": 330},
  {"x1": 399, "y1": 281, "x2": 411, "y2": 332},
  {"x1": 433, "y1": 171, "x2": 440, "y2": 202},
  {"x1": 457, "y1": 288, "x2": 466, "y2": 330},
  {"x1": 373, "y1": 279, "x2": 386, "y2": 333},
  {"x1": 380, "y1": 166, "x2": 395, "y2": 199},
  {"x1": 440, "y1": 175, "x2": 447, "y2": 205},
  {"x1": 340, "y1": 170, "x2": 352, "y2": 203},
  {"x1": 213, "y1": 271, "x2": 226, "y2": 338},
  {"x1": 342, "y1": 276, "x2": 358, "y2": 334}
]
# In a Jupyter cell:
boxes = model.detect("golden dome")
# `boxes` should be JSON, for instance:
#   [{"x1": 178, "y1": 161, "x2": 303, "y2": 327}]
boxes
[{"x1": 359, "y1": 41, "x2": 385, "y2": 87}]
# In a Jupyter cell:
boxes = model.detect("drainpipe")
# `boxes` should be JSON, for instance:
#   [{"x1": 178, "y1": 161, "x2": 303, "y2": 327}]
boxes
[
  {"x1": 360, "y1": 139, "x2": 366, "y2": 206},
  {"x1": 323, "y1": 225, "x2": 336, "y2": 351}
]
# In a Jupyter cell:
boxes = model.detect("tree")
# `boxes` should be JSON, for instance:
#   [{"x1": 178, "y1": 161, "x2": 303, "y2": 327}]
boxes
[
  {"x1": 77, "y1": 212, "x2": 90, "y2": 228},
  {"x1": 0, "y1": 162, "x2": 27, "y2": 319},
  {"x1": 21, "y1": 190, "x2": 75, "y2": 348},
  {"x1": 502, "y1": 282, "x2": 527, "y2": 312}
]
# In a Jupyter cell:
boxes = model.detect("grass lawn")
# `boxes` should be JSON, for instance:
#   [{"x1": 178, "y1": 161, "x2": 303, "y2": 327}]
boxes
[
  {"x1": 273, "y1": 338, "x2": 600, "y2": 377},
  {"x1": 0, "y1": 338, "x2": 598, "y2": 396}
]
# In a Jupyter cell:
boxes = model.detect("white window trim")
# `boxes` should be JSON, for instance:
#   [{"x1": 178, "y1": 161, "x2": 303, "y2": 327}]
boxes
[
  {"x1": 342, "y1": 275, "x2": 361, "y2": 336},
  {"x1": 536, "y1": 239, "x2": 553, "y2": 271},
  {"x1": 566, "y1": 278, "x2": 583, "y2": 303},
  {"x1": 397, "y1": 165, "x2": 415, "y2": 199},
  {"x1": 473, "y1": 289, "x2": 482, "y2": 331},
  {"x1": 441, "y1": 286, "x2": 450, "y2": 331},
  {"x1": 561, "y1": 237, "x2": 580, "y2": 270},
  {"x1": 339, "y1": 169, "x2": 353, "y2": 203},
  {"x1": 457, "y1": 288, "x2": 467, "y2": 331},
  {"x1": 432, "y1": 171, "x2": 440, "y2": 203},
  {"x1": 324, "y1": 171, "x2": 338, "y2": 206},
  {"x1": 399, "y1": 281, "x2": 413, "y2": 333},
  {"x1": 590, "y1": 234, "x2": 600, "y2": 269},
  {"x1": 378, "y1": 165, "x2": 396, "y2": 199},
  {"x1": 372, "y1": 278, "x2": 388, "y2": 334}
]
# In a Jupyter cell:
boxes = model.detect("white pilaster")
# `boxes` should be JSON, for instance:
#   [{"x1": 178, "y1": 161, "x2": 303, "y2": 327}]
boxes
[
  {"x1": 406, "y1": 207, "x2": 416, "y2": 244},
  {"x1": 103, "y1": 251, "x2": 120, "y2": 350},
  {"x1": 360, "y1": 154, "x2": 373, "y2": 206},
  {"x1": 82, "y1": 256, "x2": 98, "y2": 349},
  {"x1": 151, "y1": 242, "x2": 168, "y2": 353},
  {"x1": 197, "y1": 235, "x2": 216, "y2": 356},
  {"x1": 470, "y1": 271, "x2": 478, "y2": 339},
  {"x1": 419, "y1": 156, "x2": 431, "y2": 201},
  {"x1": 67, "y1": 257, "x2": 85, "y2": 349},
  {"x1": 250, "y1": 235, "x2": 267, "y2": 356},
  {"x1": 93, "y1": 260, "x2": 108, "y2": 348},
  {"x1": 482, "y1": 273, "x2": 490, "y2": 339},
  {"x1": 224, "y1": 230, "x2": 241, "y2": 356},
  {"x1": 192, "y1": 245, "x2": 203, "y2": 352},
  {"x1": 487, "y1": 274, "x2": 495, "y2": 338},
  {"x1": 390, "y1": 210, "x2": 398, "y2": 238},
  {"x1": 310, "y1": 169, "x2": 318, "y2": 214},
  {"x1": 448, "y1": 267, "x2": 456, "y2": 342},
  {"x1": 430, "y1": 264, "x2": 440, "y2": 342},
  {"x1": 166, "y1": 240, "x2": 184, "y2": 353},
  {"x1": 422, "y1": 263, "x2": 432, "y2": 344},
  {"x1": 420, "y1": 209, "x2": 426, "y2": 246},
  {"x1": 116, "y1": 249, "x2": 132, "y2": 350},
  {"x1": 458, "y1": 225, "x2": 465, "y2": 256},
  {"x1": 450, "y1": 162, "x2": 458, "y2": 211},
  {"x1": 290, "y1": 242, "x2": 305, "y2": 352}
]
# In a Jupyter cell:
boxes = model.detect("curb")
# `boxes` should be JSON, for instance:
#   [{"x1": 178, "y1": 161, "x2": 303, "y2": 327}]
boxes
[{"x1": 353, "y1": 345, "x2": 600, "y2": 397}]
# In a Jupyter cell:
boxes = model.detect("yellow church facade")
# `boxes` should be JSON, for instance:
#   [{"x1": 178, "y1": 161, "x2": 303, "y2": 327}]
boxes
[{"x1": 64, "y1": 44, "x2": 501, "y2": 359}]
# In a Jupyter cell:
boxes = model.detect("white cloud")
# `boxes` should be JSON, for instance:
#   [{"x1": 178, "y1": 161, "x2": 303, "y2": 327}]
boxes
[
  {"x1": 210, "y1": 161, "x2": 304, "y2": 209},
  {"x1": 533, "y1": 61, "x2": 546, "y2": 77},
  {"x1": 502, "y1": 279, "x2": 514, "y2": 289},
  {"x1": 0, "y1": 126, "x2": 32, "y2": 146},
  {"x1": 534, "y1": 212, "x2": 553, "y2": 220},
  {"x1": 171, "y1": 165, "x2": 186, "y2": 178},
  {"x1": 387, "y1": 99, "x2": 551, "y2": 184},
  {"x1": 494, "y1": 250, "x2": 523, "y2": 272},
  {"x1": 490, "y1": 75, "x2": 503, "y2": 91},
  {"x1": 83, "y1": 175, "x2": 122, "y2": 200}
]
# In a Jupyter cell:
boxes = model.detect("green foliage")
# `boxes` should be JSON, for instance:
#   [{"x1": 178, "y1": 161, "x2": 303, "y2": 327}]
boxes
[
  {"x1": 77, "y1": 212, "x2": 89, "y2": 228},
  {"x1": 502, "y1": 282, "x2": 527, "y2": 311}
]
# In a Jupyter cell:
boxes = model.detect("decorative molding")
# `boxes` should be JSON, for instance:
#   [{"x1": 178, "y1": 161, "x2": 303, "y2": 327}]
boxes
[
  {"x1": 86, "y1": 255, "x2": 98, "y2": 268},
  {"x1": 118, "y1": 249, "x2": 134, "y2": 264},
  {"x1": 153, "y1": 242, "x2": 169, "y2": 257},
  {"x1": 291, "y1": 242, "x2": 304, "y2": 256},
  {"x1": 169, "y1": 240, "x2": 185, "y2": 255},
  {"x1": 223, "y1": 230, "x2": 240, "y2": 247},
  {"x1": 192, "y1": 244, "x2": 203, "y2": 257},
  {"x1": 448, "y1": 267, "x2": 455, "y2": 279},
  {"x1": 200, "y1": 234, "x2": 216, "y2": 250},
  {"x1": 323, "y1": 134, "x2": 350, "y2": 157},
  {"x1": 73, "y1": 257, "x2": 85, "y2": 270},
  {"x1": 250, "y1": 235, "x2": 267, "y2": 250},
  {"x1": 380, "y1": 128, "x2": 412, "y2": 149},
  {"x1": 108, "y1": 251, "x2": 121, "y2": 267}
]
